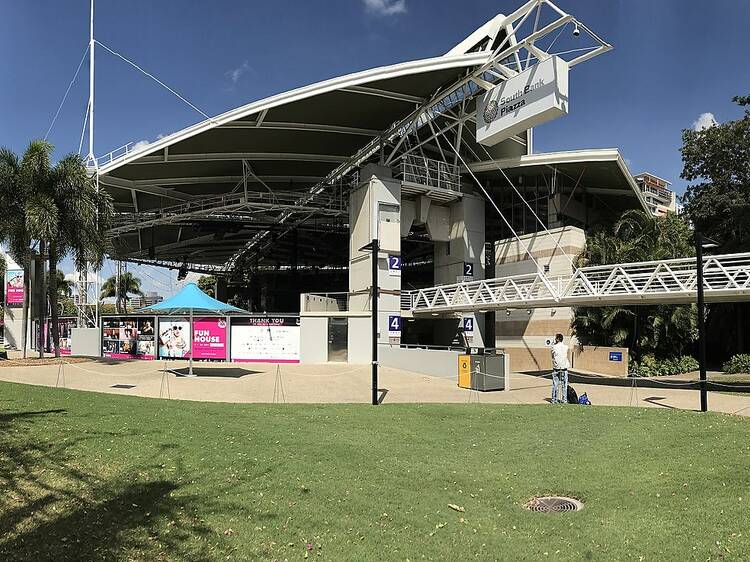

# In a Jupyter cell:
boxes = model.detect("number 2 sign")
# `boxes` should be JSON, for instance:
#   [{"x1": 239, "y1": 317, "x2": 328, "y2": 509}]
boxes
[{"x1": 388, "y1": 255, "x2": 401, "y2": 276}]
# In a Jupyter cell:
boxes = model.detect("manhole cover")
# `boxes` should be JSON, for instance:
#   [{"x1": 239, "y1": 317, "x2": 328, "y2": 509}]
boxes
[
  {"x1": 111, "y1": 384, "x2": 136, "y2": 389},
  {"x1": 525, "y1": 496, "x2": 583, "y2": 513}
]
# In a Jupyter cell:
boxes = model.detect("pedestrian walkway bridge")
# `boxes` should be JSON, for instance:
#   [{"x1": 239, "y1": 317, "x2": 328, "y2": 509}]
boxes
[{"x1": 402, "y1": 253, "x2": 750, "y2": 314}]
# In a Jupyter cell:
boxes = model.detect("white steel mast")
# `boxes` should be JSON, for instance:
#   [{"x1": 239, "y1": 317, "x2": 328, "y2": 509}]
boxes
[{"x1": 86, "y1": 0, "x2": 95, "y2": 167}]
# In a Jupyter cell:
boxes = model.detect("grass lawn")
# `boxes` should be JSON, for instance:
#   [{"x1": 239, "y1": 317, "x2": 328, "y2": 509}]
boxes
[{"x1": 1, "y1": 382, "x2": 749, "y2": 561}]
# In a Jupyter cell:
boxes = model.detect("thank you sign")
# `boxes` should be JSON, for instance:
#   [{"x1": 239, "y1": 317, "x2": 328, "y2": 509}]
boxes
[{"x1": 476, "y1": 56, "x2": 569, "y2": 146}]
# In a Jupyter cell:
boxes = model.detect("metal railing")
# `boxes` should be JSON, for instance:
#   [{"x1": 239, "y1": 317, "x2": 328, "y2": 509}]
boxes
[
  {"x1": 403, "y1": 252, "x2": 750, "y2": 312},
  {"x1": 301, "y1": 292, "x2": 362, "y2": 313},
  {"x1": 397, "y1": 155, "x2": 461, "y2": 193}
]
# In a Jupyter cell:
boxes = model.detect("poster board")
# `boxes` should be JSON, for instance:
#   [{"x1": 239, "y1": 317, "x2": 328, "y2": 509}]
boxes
[
  {"x1": 5, "y1": 269, "x2": 24, "y2": 307},
  {"x1": 230, "y1": 317, "x2": 300, "y2": 363},
  {"x1": 101, "y1": 316, "x2": 156, "y2": 360},
  {"x1": 157, "y1": 317, "x2": 191, "y2": 359},
  {"x1": 192, "y1": 317, "x2": 228, "y2": 360}
]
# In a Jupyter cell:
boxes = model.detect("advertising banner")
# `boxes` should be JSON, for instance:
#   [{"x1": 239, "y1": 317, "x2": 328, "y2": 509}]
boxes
[
  {"x1": 5, "y1": 269, "x2": 24, "y2": 306},
  {"x1": 476, "y1": 56, "x2": 569, "y2": 146},
  {"x1": 102, "y1": 317, "x2": 156, "y2": 360},
  {"x1": 192, "y1": 317, "x2": 227, "y2": 360},
  {"x1": 230, "y1": 317, "x2": 300, "y2": 363},
  {"x1": 45, "y1": 318, "x2": 76, "y2": 355},
  {"x1": 158, "y1": 317, "x2": 191, "y2": 359}
]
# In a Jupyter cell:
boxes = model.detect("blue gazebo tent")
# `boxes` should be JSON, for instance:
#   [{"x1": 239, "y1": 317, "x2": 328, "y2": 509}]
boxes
[{"x1": 138, "y1": 283, "x2": 247, "y2": 375}]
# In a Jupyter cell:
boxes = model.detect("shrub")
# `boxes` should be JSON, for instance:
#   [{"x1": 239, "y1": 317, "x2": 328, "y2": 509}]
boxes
[
  {"x1": 630, "y1": 355, "x2": 699, "y2": 377},
  {"x1": 722, "y1": 354, "x2": 750, "y2": 374}
]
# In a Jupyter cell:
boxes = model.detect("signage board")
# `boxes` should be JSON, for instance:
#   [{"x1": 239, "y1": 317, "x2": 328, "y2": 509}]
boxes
[
  {"x1": 387, "y1": 255, "x2": 401, "y2": 277},
  {"x1": 230, "y1": 317, "x2": 300, "y2": 363},
  {"x1": 5, "y1": 269, "x2": 24, "y2": 306},
  {"x1": 102, "y1": 316, "x2": 156, "y2": 360},
  {"x1": 609, "y1": 351, "x2": 623, "y2": 362},
  {"x1": 192, "y1": 317, "x2": 228, "y2": 360},
  {"x1": 388, "y1": 315, "x2": 401, "y2": 337},
  {"x1": 458, "y1": 355, "x2": 471, "y2": 388},
  {"x1": 462, "y1": 316, "x2": 474, "y2": 343},
  {"x1": 158, "y1": 317, "x2": 191, "y2": 359},
  {"x1": 476, "y1": 56, "x2": 569, "y2": 146}
]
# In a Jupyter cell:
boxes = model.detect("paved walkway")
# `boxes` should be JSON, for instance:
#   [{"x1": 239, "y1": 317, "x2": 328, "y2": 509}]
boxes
[{"x1": 2, "y1": 357, "x2": 750, "y2": 416}]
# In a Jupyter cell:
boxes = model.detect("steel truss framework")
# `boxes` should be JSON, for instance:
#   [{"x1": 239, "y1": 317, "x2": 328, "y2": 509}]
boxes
[
  {"x1": 404, "y1": 253, "x2": 750, "y2": 313},
  {"x1": 99, "y1": 0, "x2": 610, "y2": 276}
]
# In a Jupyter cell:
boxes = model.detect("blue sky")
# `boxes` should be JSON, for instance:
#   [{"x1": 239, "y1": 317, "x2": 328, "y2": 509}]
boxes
[{"x1": 2, "y1": 0, "x2": 749, "y2": 294}]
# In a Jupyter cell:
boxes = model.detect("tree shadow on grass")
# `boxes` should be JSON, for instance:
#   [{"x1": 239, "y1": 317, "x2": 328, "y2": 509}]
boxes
[
  {"x1": 0, "y1": 408, "x2": 223, "y2": 561},
  {"x1": 0, "y1": 479, "x2": 224, "y2": 561}
]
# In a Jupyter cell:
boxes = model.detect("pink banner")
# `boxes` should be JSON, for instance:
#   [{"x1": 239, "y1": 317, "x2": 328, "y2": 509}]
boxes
[
  {"x1": 5, "y1": 270, "x2": 24, "y2": 306},
  {"x1": 192, "y1": 317, "x2": 227, "y2": 360}
]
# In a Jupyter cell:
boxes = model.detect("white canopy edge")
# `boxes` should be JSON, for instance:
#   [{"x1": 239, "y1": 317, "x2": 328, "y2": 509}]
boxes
[{"x1": 97, "y1": 52, "x2": 491, "y2": 175}]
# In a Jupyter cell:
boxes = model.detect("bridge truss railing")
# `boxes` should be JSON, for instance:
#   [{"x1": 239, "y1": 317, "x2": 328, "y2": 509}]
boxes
[{"x1": 404, "y1": 252, "x2": 750, "y2": 313}]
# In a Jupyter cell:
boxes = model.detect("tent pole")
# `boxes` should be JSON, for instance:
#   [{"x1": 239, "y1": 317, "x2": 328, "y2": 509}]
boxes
[{"x1": 189, "y1": 308, "x2": 194, "y2": 376}]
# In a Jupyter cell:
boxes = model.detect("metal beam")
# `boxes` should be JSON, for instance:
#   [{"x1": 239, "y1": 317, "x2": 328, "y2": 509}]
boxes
[
  {"x1": 341, "y1": 85, "x2": 424, "y2": 104},
  {"x1": 130, "y1": 152, "x2": 349, "y2": 165}
]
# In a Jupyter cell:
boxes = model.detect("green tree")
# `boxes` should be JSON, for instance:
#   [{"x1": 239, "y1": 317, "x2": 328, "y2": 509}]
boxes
[
  {"x1": 681, "y1": 92, "x2": 750, "y2": 360},
  {"x1": 572, "y1": 209, "x2": 697, "y2": 361},
  {"x1": 197, "y1": 274, "x2": 217, "y2": 298},
  {"x1": 21, "y1": 143, "x2": 113, "y2": 357},
  {"x1": 100, "y1": 271, "x2": 144, "y2": 313},
  {"x1": 681, "y1": 93, "x2": 750, "y2": 250},
  {"x1": 0, "y1": 142, "x2": 55, "y2": 357},
  {"x1": 47, "y1": 270, "x2": 73, "y2": 300}
]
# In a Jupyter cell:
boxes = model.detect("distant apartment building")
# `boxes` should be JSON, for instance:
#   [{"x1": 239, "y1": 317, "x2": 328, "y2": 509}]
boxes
[
  {"x1": 129, "y1": 292, "x2": 163, "y2": 309},
  {"x1": 633, "y1": 172, "x2": 677, "y2": 217}
]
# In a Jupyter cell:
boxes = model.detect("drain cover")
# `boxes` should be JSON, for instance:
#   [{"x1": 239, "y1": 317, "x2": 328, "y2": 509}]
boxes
[
  {"x1": 526, "y1": 496, "x2": 583, "y2": 513},
  {"x1": 111, "y1": 384, "x2": 136, "y2": 389}
]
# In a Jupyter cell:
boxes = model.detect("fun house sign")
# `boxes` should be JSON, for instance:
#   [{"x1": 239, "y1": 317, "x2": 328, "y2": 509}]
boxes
[{"x1": 476, "y1": 56, "x2": 569, "y2": 146}]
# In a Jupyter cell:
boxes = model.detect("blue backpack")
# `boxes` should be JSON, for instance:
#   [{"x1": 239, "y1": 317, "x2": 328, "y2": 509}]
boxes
[{"x1": 578, "y1": 393, "x2": 591, "y2": 406}]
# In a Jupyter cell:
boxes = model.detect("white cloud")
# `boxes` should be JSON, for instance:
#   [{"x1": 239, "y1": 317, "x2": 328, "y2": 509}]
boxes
[
  {"x1": 692, "y1": 112, "x2": 717, "y2": 131},
  {"x1": 131, "y1": 139, "x2": 150, "y2": 151},
  {"x1": 363, "y1": 0, "x2": 407, "y2": 16},
  {"x1": 226, "y1": 60, "x2": 251, "y2": 84}
]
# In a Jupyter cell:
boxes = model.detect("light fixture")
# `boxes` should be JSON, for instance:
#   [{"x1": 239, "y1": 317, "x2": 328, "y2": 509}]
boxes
[
  {"x1": 527, "y1": 309, "x2": 532, "y2": 315},
  {"x1": 506, "y1": 310, "x2": 511, "y2": 317},
  {"x1": 572, "y1": 23, "x2": 580, "y2": 37}
]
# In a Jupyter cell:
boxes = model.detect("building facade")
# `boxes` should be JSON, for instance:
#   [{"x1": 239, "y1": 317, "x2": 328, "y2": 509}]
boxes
[{"x1": 633, "y1": 172, "x2": 677, "y2": 217}]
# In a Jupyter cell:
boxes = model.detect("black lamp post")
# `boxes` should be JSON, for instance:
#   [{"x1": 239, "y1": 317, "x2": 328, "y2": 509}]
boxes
[
  {"x1": 695, "y1": 231, "x2": 718, "y2": 413},
  {"x1": 360, "y1": 239, "x2": 379, "y2": 406}
]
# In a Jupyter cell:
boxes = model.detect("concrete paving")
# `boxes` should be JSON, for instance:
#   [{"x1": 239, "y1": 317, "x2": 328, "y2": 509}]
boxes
[{"x1": 2, "y1": 357, "x2": 750, "y2": 417}]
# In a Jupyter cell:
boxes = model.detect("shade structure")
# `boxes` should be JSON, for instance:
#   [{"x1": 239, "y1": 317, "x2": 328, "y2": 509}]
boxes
[{"x1": 138, "y1": 283, "x2": 248, "y2": 375}]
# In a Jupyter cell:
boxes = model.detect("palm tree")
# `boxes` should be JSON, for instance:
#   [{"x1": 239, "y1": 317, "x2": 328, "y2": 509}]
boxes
[
  {"x1": 101, "y1": 271, "x2": 144, "y2": 313},
  {"x1": 2, "y1": 141, "x2": 113, "y2": 357},
  {"x1": 0, "y1": 142, "x2": 51, "y2": 357},
  {"x1": 47, "y1": 270, "x2": 74, "y2": 300}
]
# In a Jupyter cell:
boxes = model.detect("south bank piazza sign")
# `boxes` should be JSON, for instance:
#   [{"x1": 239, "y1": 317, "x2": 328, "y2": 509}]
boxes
[{"x1": 476, "y1": 55, "x2": 569, "y2": 146}]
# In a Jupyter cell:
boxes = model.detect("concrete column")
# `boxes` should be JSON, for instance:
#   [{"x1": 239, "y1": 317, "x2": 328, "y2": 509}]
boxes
[
  {"x1": 347, "y1": 164, "x2": 401, "y2": 362},
  {"x1": 433, "y1": 193, "x2": 486, "y2": 347}
]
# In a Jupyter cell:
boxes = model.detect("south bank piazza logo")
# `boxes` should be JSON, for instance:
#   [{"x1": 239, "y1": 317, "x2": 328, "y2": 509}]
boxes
[{"x1": 483, "y1": 100, "x2": 499, "y2": 123}]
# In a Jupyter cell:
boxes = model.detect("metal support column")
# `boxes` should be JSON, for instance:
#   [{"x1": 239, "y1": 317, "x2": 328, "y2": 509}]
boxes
[
  {"x1": 695, "y1": 232, "x2": 708, "y2": 412},
  {"x1": 371, "y1": 238, "x2": 379, "y2": 406}
]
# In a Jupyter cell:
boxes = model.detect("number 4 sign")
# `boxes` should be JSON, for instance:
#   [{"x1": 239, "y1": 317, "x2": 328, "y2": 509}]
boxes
[{"x1": 388, "y1": 315, "x2": 402, "y2": 337}]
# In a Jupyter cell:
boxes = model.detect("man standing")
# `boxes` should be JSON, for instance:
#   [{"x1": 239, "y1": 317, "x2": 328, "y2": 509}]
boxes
[{"x1": 550, "y1": 333, "x2": 570, "y2": 404}]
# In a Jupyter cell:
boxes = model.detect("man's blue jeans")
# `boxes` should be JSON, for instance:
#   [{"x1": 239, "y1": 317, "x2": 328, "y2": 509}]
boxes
[{"x1": 552, "y1": 368, "x2": 568, "y2": 404}]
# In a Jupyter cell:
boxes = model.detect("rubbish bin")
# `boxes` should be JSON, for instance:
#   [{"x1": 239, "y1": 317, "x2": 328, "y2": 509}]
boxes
[
  {"x1": 458, "y1": 350, "x2": 507, "y2": 391},
  {"x1": 470, "y1": 354, "x2": 506, "y2": 391}
]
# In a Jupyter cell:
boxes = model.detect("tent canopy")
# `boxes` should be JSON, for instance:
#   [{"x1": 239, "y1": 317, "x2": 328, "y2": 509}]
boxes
[{"x1": 138, "y1": 282, "x2": 247, "y2": 315}]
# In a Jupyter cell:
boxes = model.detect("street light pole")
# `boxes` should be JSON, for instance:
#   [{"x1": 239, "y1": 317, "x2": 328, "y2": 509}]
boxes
[
  {"x1": 695, "y1": 231, "x2": 708, "y2": 412},
  {"x1": 371, "y1": 238, "x2": 379, "y2": 406}
]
